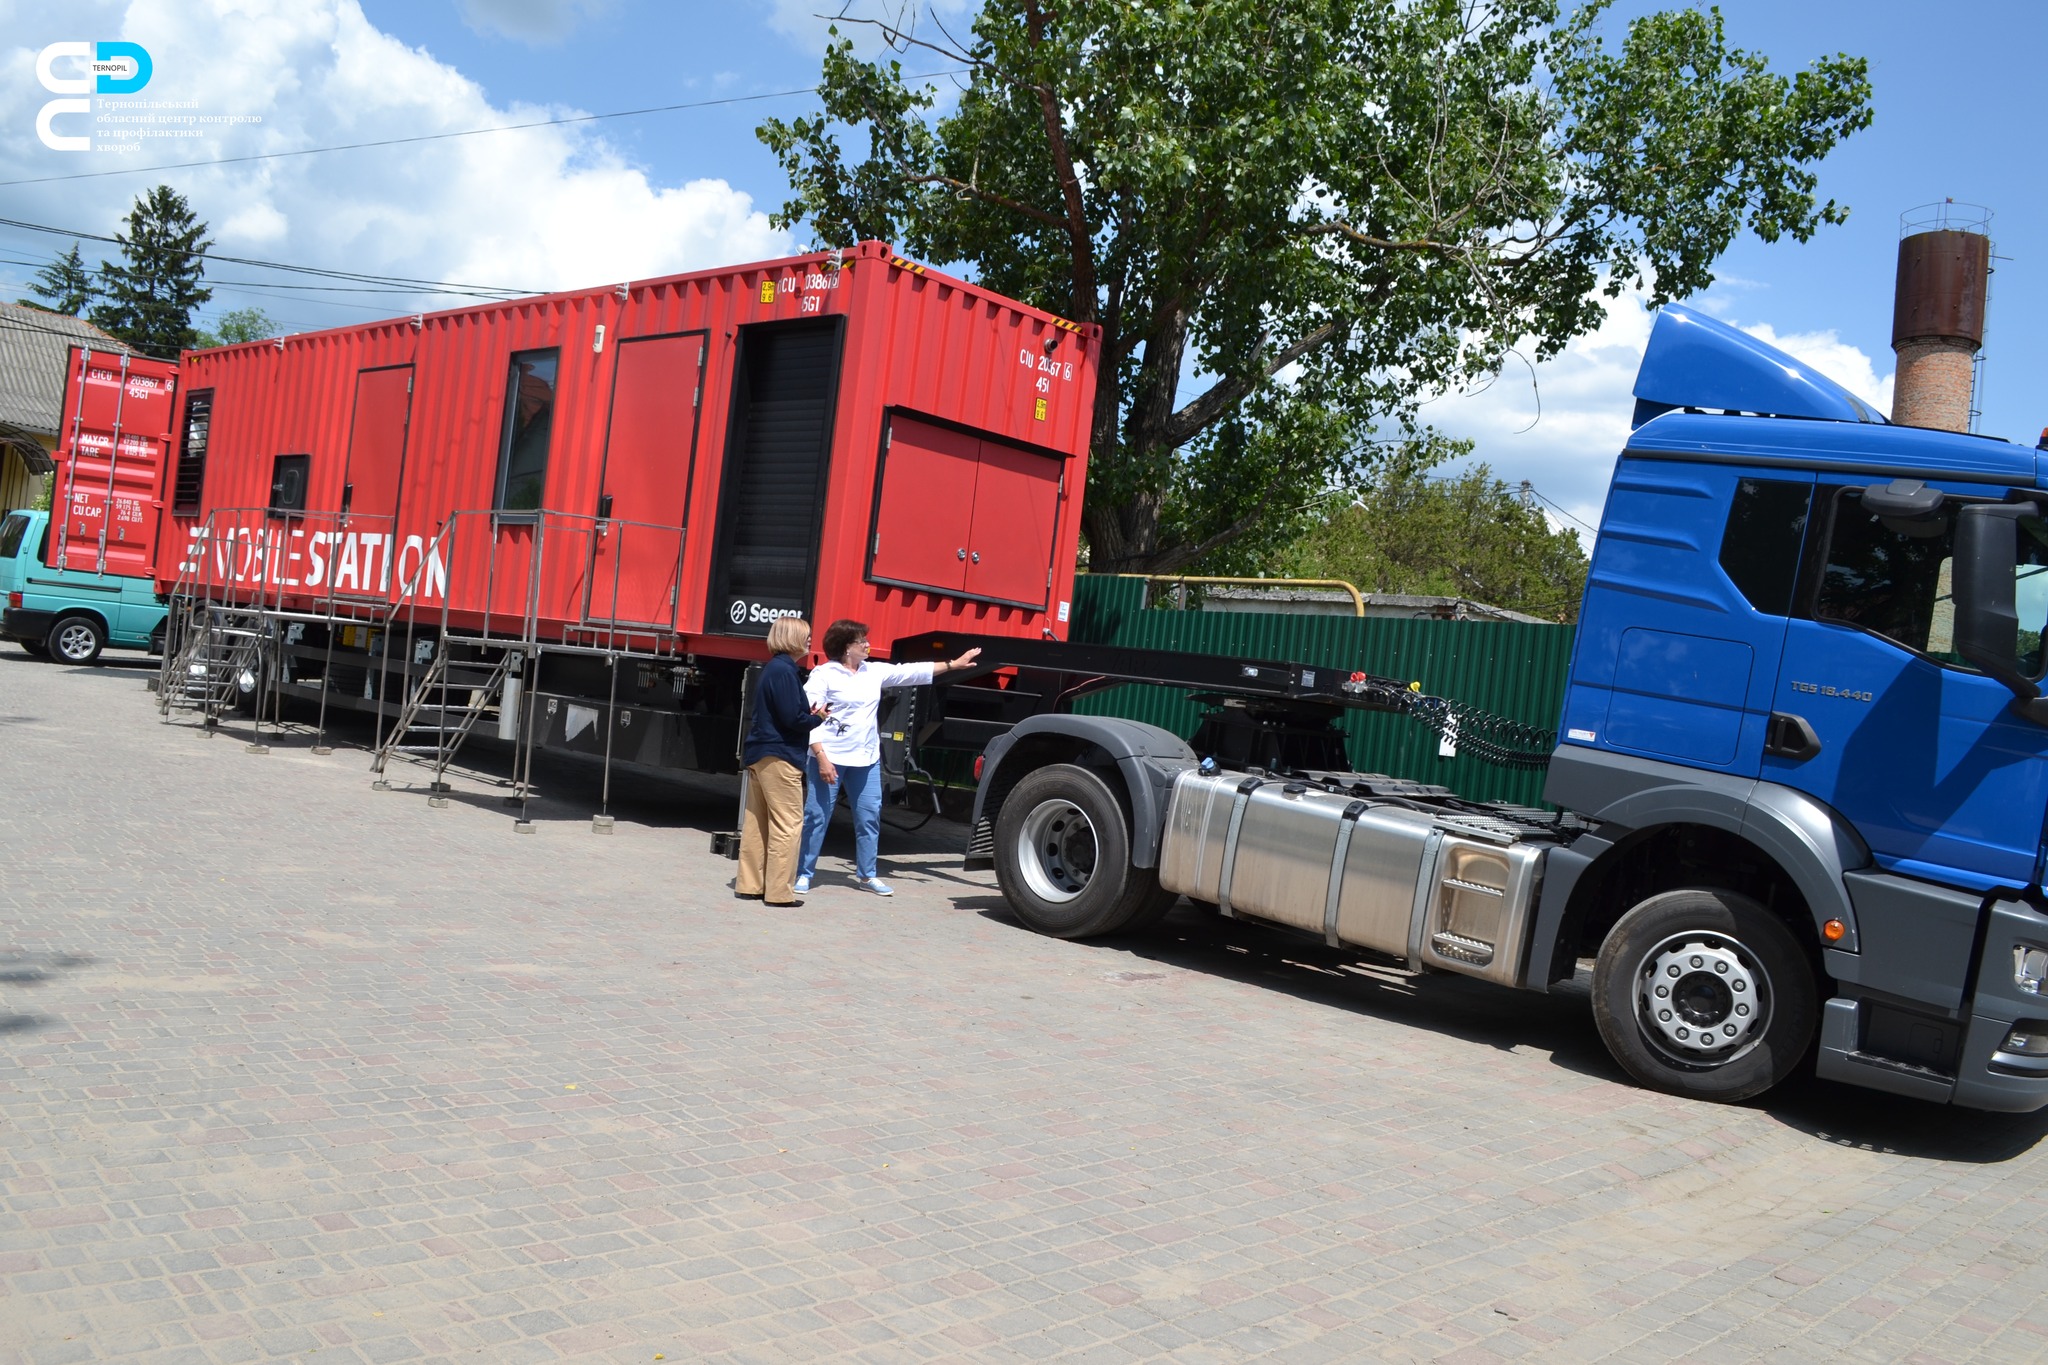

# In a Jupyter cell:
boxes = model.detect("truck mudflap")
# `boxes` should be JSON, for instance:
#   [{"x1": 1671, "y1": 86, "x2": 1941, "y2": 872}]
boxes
[{"x1": 1818, "y1": 896, "x2": 2048, "y2": 1112}]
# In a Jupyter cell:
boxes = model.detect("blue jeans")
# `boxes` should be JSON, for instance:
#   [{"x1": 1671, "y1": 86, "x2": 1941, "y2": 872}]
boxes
[{"x1": 800, "y1": 756, "x2": 882, "y2": 881}]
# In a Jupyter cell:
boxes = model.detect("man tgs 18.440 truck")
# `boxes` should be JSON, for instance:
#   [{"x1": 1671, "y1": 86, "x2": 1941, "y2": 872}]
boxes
[{"x1": 900, "y1": 304, "x2": 2048, "y2": 1112}]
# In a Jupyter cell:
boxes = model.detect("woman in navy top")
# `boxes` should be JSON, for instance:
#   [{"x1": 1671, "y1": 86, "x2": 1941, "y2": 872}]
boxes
[{"x1": 737, "y1": 617, "x2": 827, "y2": 905}]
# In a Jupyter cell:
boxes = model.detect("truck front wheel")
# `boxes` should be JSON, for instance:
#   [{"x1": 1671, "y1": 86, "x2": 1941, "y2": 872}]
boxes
[
  {"x1": 1591, "y1": 889, "x2": 1816, "y2": 1104},
  {"x1": 994, "y1": 763, "x2": 1152, "y2": 939}
]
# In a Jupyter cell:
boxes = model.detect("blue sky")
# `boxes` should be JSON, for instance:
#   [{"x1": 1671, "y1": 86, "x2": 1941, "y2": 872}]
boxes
[{"x1": 3, "y1": 0, "x2": 2045, "y2": 537}]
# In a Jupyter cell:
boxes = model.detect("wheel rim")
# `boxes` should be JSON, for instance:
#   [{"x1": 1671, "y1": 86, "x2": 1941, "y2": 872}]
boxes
[
  {"x1": 54, "y1": 623, "x2": 96, "y2": 662},
  {"x1": 1014, "y1": 798, "x2": 1098, "y2": 904},
  {"x1": 1633, "y1": 930, "x2": 1772, "y2": 1068}
]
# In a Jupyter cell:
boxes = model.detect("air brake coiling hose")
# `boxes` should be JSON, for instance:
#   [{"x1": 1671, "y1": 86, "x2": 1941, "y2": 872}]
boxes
[{"x1": 1341, "y1": 672, "x2": 1557, "y2": 770}]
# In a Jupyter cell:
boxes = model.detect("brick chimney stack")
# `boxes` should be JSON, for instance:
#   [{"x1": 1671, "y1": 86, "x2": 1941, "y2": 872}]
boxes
[{"x1": 1891, "y1": 203, "x2": 1991, "y2": 432}]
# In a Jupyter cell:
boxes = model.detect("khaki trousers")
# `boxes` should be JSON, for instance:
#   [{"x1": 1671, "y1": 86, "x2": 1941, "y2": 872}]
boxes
[{"x1": 736, "y1": 756, "x2": 805, "y2": 904}]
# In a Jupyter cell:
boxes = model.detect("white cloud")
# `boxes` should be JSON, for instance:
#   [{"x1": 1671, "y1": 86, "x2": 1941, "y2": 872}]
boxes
[{"x1": 0, "y1": 0, "x2": 788, "y2": 333}]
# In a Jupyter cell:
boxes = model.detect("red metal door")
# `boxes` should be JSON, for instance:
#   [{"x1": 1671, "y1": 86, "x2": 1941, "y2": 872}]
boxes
[
  {"x1": 588, "y1": 333, "x2": 704, "y2": 627},
  {"x1": 53, "y1": 350, "x2": 177, "y2": 577},
  {"x1": 869, "y1": 415, "x2": 980, "y2": 595},
  {"x1": 964, "y1": 440, "x2": 1063, "y2": 608},
  {"x1": 339, "y1": 367, "x2": 412, "y2": 595}
]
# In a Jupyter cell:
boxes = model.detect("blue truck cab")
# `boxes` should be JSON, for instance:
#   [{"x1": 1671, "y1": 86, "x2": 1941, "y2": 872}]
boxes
[
  {"x1": 1543, "y1": 304, "x2": 2048, "y2": 1110},
  {"x1": 0, "y1": 508, "x2": 168, "y2": 665}
]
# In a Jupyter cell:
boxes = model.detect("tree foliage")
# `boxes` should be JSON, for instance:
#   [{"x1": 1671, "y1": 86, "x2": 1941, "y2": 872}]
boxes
[
  {"x1": 760, "y1": 0, "x2": 1871, "y2": 573},
  {"x1": 1279, "y1": 447, "x2": 1589, "y2": 620},
  {"x1": 89, "y1": 185, "x2": 213, "y2": 356},
  {"x1": 194, "y1": 306, "x2": 280, "y2": 349},
  {"x1": 20, "y1": 242, "x2": 93, "y2": 315}
]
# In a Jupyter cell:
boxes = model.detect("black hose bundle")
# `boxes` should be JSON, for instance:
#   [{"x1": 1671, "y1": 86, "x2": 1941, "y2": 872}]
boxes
[
  {"x1": 1339, "y1": 672, "x2": 1555, "y2": 770},
  {"x1": 1400, "y1": 691, "x2": 1556, "y2": 769}
]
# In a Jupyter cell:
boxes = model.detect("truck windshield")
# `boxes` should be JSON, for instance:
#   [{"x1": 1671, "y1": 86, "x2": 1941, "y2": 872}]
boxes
[{"x1": 0, "y1": 513, "x2": 26, "y2": 559}]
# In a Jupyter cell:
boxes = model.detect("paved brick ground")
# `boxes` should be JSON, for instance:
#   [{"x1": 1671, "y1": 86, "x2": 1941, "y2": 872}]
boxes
[{"x1": 4, "y1": 649, "x2": 2048, "y2": 1364}]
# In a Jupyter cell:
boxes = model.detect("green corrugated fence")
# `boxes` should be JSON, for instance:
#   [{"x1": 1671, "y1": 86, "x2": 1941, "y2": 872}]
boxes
[{"x1": 1066, "y1": 575, "x2": 1576, "y2": 807}]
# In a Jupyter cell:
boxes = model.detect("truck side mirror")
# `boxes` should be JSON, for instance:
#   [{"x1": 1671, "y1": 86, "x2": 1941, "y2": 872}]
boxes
[{"x1": 1954, "y1": 503, "x2": 2048, "y2": 723}]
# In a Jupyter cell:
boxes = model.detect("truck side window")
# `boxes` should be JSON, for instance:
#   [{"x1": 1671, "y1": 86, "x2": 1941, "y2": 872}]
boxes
[
  {"x1": 1719, "y1": 478, "x2": 1812, "y2": 615},
  {"x1": 494, "y1": 349, "x2": 559, "y2": 512},
  {"x1": 1813, "y1": 488, "x2": 1960, "y2": 662}
]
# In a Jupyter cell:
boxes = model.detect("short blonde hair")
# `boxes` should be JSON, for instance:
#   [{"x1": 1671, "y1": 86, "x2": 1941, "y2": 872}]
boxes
[{"x1": 765, "y1": 616, "x2": 811, "y2": 656}]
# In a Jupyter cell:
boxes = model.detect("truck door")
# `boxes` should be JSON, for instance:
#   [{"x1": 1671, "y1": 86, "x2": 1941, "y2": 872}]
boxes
[
  {"x1": 587, "y1": 332, "x2": 704, "y2": 629},
  {"x1": 339, "y1": 366, "x2": 413, "y2": 594},
  {"x1": 1762, "y1": 482, "x2": 2048, "y2": 890}
]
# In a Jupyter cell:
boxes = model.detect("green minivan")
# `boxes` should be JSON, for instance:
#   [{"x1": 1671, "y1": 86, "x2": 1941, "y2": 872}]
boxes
[{"x1": 0, "y1": 508, "x2": 168, "y2": 665}]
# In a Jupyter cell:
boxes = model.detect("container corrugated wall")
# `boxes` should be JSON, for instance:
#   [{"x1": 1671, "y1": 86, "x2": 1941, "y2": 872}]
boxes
[{"x1": 1068, "y1": 576, "x2": 1574, "y2": 806}]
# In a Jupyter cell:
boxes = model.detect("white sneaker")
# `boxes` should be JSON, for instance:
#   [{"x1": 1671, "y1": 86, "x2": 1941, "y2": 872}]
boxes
[
  {"x1": 792, "y1": 876, "x2": 811, "y2": 896},
  {"x1": 854, "y1": 877, "x2": 894, "y2": 897}
]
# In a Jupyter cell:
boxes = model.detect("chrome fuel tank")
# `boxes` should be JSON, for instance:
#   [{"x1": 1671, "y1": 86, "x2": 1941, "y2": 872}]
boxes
[{"x1": 1156, "y1": 769, "x2": 1549, "y2": 984}]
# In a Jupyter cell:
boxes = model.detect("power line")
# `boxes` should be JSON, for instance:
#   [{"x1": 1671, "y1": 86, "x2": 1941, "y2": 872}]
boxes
[
  {"x1": 0, "y1": 71, "x2": 970, "y2": 191},
  {"x1": 0, "y1": 216, "x2": 532, "y2": 298}
]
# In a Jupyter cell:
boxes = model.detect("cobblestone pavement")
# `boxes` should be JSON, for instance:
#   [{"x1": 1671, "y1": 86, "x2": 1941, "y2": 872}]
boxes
[{"x1": 4, "y1": 649, "x2": 2048, "y2": 1365}]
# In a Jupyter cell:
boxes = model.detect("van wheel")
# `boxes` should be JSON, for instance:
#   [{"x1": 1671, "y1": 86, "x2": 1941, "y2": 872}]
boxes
[
  {"x1": 17, "y1": 638, "x2": 47, "y2": 658},
  {"x1": 1591, "y1": 889, "x2": 1816, "y2": 1104},
  {"x1": 994, "y1": 764, "x2": 1145, "y2": 939},
  {"x1": 49, "y1": 616, "x2": 105, "y2": 666}
]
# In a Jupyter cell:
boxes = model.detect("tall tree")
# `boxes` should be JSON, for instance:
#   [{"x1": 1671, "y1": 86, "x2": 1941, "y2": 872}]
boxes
[
  {"x1": 760, "y1": 0, "x2": 1871, "y2": 574},
  {"x1": 19, "y1": 242, "x2": 93, "y2": 315},
  {"x1": 1279, "y1": 448, "x2": 1590, "y2": 621},
  {"x1": 89, "y1": 185, "x2": 213, "y2": 356}
]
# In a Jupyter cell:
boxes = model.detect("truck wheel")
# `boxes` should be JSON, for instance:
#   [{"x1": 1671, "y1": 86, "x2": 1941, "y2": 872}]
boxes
[
  {"x1": 994, "y1": 763, "x2": 1145, "y2": 939},
  {"x1": 148, "y1": 623, "x2": 166, "y2": 656},
  {"x1": 49, "y1": 615, "x2": 105, "y2": 666},
  {"x1": 1592, "y1": 889, "x2": 1816, "y2": 1104}
]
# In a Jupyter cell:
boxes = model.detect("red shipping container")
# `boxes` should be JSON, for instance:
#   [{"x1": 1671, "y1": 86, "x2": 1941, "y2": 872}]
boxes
[
  {"x1": 49, "y1": 347, "x2": 181, "y2": 578},
  {"x1": 157, "y1": 242, "x2": 1099, "y2": 661}
]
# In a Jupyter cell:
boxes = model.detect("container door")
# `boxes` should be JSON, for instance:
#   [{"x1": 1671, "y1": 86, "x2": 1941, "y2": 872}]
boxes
[
  {"x1": 587, "y1": 332, "x2": 704, "y2": 628},
  {"x1": 964, "y1": 438, "x2": 1063, "y2": 609},
  {"x1": 339, "y1": 367, "x2": 412, "y2": 586},
  {"x1": 53, "y1": 350, "x2": 177, "y2": 578},
  {"x1": 868, "y1": 415, "x2": 979, "y2": 595},
  {"x1": 707, "y1": 318, "x2": 843, "y2": 637}
]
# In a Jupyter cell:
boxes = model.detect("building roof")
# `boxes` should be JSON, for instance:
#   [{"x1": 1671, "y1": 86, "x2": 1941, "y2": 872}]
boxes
[{"x1": 0, "y1": 300, "x2": 132, "y2": 440}]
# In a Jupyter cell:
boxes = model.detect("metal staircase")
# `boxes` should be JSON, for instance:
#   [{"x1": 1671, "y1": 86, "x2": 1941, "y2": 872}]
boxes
[
  {"x1": 370, "y1": 644, "x2": 521, "y2": 796},
  {"x1": 158, "y1": 602, "x2": 267, "y2": 722}
]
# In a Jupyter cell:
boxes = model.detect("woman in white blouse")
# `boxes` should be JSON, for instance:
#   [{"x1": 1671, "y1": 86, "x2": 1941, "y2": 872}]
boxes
[{"x1": 797, "y1": 619, "x2": 980, "y2": 895}]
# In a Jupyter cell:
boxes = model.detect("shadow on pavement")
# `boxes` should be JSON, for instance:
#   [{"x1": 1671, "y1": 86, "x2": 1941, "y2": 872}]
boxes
[
  {"x1": 972, "y1": 895, "x2": 1624, "y2": 1086},
  {"x1": 1759, "y1": 1072, "x2": 2048, "y2": 1163},
  {"x1": 975, "y1": 895, "x2": 2048, "y2": 1161},
  {"x1": 0, "y1": 951, "x2": 92, "y2": 1040}
]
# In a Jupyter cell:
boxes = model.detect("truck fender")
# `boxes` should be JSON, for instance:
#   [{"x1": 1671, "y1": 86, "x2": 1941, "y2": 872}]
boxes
[
  {"x1": 970, "y1": 715, "x2": 1196, "y2": 870},
  {"x1": 1543, "y1": 745, "x2": 1869, "y2": 950}
]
